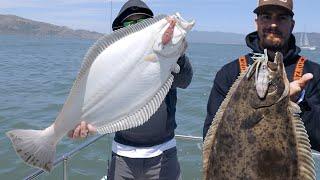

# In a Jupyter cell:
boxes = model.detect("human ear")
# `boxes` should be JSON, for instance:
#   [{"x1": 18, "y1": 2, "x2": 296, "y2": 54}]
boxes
[
  {"x1": 255, "y1": 18, "x2": 258, "y2": 30},
  {"x1": 290, "y1": 19, "x2": 295, "y2": 32}
]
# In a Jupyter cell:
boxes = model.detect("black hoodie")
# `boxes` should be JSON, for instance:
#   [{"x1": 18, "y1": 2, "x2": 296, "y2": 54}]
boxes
[
  {"x1": 112, "y1": 0, "x2": 153, "y2": 30},
  {"x1": 203, "y1": 31, "x2": 320, "y2": 151}
]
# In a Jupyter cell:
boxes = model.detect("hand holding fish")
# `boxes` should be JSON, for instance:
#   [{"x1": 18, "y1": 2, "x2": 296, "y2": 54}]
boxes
[
  {"x1": 68, "y1": 121, "x2": 96, "y2": 139},
  {"x1": 289, "y1": 73, "x2": 313, "y2": 99}
]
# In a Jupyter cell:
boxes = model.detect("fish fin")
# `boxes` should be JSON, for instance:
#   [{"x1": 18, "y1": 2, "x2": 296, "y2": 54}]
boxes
[
  {"x1": 202, "y1": 118, "x2": 219, "y2": 179},
  {"x1": 6, "y1": 126, "x2": 56, "y2": 172},
  {"x1": 96, "y1": 74, "x2": 174, "y2": 134},
  {"x1": 202, "y1": 70, "x2": 247, "y2": 179},
  {"x1": 143, "y1": 53, "x2": 158, "y2": 62},
  {"x1": 289, "y1": 101, "x2": 302, "y2": 114},
  {"x1": 291, "y1": 112, "x2": 316, "y2": 180}
]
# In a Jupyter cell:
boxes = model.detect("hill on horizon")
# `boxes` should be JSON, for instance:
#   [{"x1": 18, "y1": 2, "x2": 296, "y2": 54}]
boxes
[{"x1": 0, "y1": 14, "x2": 102, "y2": 40}]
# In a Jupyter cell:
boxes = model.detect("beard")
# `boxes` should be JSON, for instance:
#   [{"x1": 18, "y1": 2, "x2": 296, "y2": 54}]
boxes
[{"x1": 260, "y1": 29, "x2": 285, "y2": 51}]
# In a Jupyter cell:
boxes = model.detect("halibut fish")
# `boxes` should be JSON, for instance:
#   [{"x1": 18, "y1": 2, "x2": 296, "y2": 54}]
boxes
[
  {"x1": 203, "y1": 51, "x2": 315, "y2": 180},
  {"x1": 6, "y1": 13, "x2": 195, "y2": 172}
]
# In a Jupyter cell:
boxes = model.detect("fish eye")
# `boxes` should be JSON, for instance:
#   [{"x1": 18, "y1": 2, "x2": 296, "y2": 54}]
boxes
[{"x1": 267, "y1": 80, "x2": 277, "y2": 95}]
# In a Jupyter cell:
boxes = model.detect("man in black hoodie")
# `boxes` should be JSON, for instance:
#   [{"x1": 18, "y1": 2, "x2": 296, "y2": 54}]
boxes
[
  {"x1": 69, "y1": 0, "x2": 192, "y2": 179},
  {"x1": 203, "y1": 0, "x2": 320, "y2": 152}
]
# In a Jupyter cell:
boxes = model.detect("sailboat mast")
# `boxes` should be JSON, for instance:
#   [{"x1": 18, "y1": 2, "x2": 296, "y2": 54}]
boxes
[
  {"x1": 299, "y1": 29, "x2": 316, "y2": 50},
  {"x1": 304, "y1": 32, "x2": 310, "y2": 46}
]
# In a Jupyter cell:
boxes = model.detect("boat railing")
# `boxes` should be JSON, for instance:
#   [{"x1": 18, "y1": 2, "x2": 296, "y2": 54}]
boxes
[{"x1": 24, "y1": 134, "x2": 203, "y2": 180}]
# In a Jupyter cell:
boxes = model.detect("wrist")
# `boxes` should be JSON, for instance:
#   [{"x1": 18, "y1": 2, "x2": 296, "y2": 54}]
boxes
[{"x1": 291, "y1": 89, "x2": 305, "y2": 104}]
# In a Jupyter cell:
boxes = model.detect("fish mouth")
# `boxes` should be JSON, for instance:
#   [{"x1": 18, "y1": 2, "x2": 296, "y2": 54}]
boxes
[
  {"x1": 266, "y1": 81, "x2": 278, "y2": 96},
  {"x1": 267, "y1": 52, "x2": 283, "y2": 72},
  {"x1": 266, "y1": 52, "x2": 286, "y2": 96},
  {"x1": 251, "y1": 50, "x2": 283, "y2": 99},
  {"x1": 267, "y1": 61, "x2": 277, "y2": 71}
]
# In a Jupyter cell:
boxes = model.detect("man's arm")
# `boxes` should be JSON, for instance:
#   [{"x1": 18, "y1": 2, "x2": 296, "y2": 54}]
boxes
[
  {"x1": 171, "y1": 54, "x2": 193, "y2": 89},
  {"x1": 203, "y1": 64, "x2": 237, "y2": 139},
  {"x1": 298, "y1": 76, "x2": 320, "y2": 151}
]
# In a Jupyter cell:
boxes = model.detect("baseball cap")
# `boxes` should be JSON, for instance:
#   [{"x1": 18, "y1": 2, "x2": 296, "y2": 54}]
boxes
[{"x1": 254, "y1": 0, "x2": 294, "y2": 16}]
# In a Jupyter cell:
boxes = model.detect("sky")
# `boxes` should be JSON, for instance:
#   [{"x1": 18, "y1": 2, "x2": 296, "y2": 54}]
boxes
[{"x1": 0, "y1": 0, "x2": 319, "y2": 34}]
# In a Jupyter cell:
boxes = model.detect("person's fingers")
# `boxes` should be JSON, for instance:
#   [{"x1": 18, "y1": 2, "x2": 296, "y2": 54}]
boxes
[
  {"x1": 80, "y1": 121, "x2": 88, "y2": 138},
  {"x1": 73, "y1": 125, "x2": 81, "y2": 139},
  {"x1": 68, "y1": 121, "x2": 95, "y2": 139},
  {"x1": 289, "y1": 73, "x2": 313, "y2": 97}
]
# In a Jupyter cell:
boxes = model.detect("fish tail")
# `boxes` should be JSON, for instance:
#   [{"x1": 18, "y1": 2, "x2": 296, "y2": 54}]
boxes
[{"x1": 6, "y1": 124, "x2": 57, "y2": 172}]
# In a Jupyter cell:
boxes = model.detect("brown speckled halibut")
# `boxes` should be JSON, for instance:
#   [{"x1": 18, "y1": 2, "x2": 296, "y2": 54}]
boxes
[{"x1": 203, "y1": 52, "x2": 315, "y2": 180}]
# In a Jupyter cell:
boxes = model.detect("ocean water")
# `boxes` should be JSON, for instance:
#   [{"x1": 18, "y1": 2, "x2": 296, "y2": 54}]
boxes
[{"x1": 0, "y1": 35, "x2": 320, "y2": 179}]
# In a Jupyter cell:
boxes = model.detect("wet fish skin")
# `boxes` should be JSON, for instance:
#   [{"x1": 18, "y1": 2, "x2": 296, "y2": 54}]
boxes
[{"x1": 203, "y1": 52, "x2": 315, "y2": 180}]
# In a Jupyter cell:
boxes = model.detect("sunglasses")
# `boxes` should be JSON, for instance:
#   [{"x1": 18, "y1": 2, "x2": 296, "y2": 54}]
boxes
[{"x1": 123, "y1": 19, "x2": 146, "y2": 27}]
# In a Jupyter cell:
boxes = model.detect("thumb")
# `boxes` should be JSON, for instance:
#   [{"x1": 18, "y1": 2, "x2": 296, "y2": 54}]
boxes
[
  {"x1": 298, "y1": 73, "x2": 313, "y2": 88},
  {"x1": 290, "y1": 73, "x2": 313, "y2": 97}
]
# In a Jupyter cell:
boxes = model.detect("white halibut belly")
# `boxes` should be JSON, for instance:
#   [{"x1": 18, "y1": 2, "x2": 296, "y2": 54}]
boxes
[
  {"x1": 83, "y1": 62, "x2": 166, "y2": 127},
  {"x1": 81, "y1": 19, "x2": 176, "y2": 129}
]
